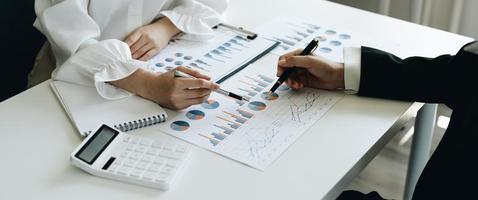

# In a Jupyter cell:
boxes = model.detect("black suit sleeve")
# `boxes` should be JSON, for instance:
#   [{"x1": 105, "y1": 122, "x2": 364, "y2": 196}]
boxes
[{"x1": 357, "y1": 41, "x2": 478, "y2": 108}]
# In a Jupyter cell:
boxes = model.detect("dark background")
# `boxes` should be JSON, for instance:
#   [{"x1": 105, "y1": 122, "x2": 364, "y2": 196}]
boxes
[{"x1": 1, "y1": 0, "x2": 46, "y2": 101}]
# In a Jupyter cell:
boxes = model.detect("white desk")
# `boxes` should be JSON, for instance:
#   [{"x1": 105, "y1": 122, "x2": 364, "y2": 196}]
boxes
[{"x1": 0, "y1": 0, "x2": 472, "y2": 199}]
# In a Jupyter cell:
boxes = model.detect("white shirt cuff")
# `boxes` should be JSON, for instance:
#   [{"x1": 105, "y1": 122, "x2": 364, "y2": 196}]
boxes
[
  {"x1": 53, "y1": 39, "x2": 149, "y2": 100},
  {"x1": 159, "y1": 0, "x2": 224, "y2": 41},
  {"x1": 343, "y1": 47, "x2": 361, "y2": 94}
]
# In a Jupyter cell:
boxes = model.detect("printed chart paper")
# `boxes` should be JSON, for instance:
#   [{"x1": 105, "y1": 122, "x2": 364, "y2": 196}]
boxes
[
  {"x1": 158, "y1": 61, "x2": 344, "y2": 170},
  {"x1": 254, "y1": 17, "x2": 366, "y2": 62},
  {"x1": 148, "y1": 27, "x2": 277, "y2": 82}
]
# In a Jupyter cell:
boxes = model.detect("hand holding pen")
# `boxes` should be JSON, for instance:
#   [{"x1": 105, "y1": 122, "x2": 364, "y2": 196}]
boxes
[
  {"x1": 268, "y1": 37, "x2": 320, "y2": 95},
  {"x1": 174, "y1": 69, "x2": 250, "y2": 102},
  {"x1": 273, "y1": 38, "x2": 346, "y2": 91}
]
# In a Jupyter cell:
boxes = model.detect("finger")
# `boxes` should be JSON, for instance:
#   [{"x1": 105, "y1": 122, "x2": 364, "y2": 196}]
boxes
[
  {"x1": 277, "y1": 65, "x2": 286, "y2": 77},
  {"x1": 124, "y1": 30, "x2": 142, "y2": 47},
  {"x1": 176, "y1": 66, "x2": 211, "y2": 80},
  {"x1": 290, "y1": 80, "x2": 302, "y2": 90},
  {"x1": 278, "y1": 48, "x2": 303, "y2": 61},
  {"x1": 179, "y1": 78, "x2": 218, "y2": 90},
  {"x1": 183, "y1": 88, "x2": 212, "y2": 99},
  {"x1": 279, "y1": 55, "x2": 315, "y2": 69},
  {"x1": 184, "y1": 95, "x2": 210, "y2": 106},
  {"x1": 130, "y1": 36, "x2": 148, "y2": 55},
  {"x1": 132, "y1": 43, "x2": 153, "y2": 59},
  {"x1": 138, "y1": 48, "x2": 158, "y2": 61}
]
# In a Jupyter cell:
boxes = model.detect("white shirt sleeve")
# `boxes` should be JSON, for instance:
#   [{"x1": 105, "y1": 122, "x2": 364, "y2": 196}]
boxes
[
  {"x1": 159, "y1": 0, "x2": 228, "y2": 41},
  {"x1": 34, "y1": 0, "x2": 143, "y2": 99},
  {"x1": 343, "y1": 47, "x2": 362, "y2": 93},
  {"x1": 53, "y1": 40, "x2": 149, "y2": 100}
]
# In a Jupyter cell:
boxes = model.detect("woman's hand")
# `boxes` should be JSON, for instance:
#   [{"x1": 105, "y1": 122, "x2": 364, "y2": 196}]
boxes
[
  {"x1": 110, "y1": 66, "x2": 219, "y2": 110},
  {"x1": 125, "y1": 17, "x2": 180, "y2": 61},
  {"x1": 277, "y1": 49, "x2": 345, "y2": 90},
  {"x1": 146, "y1": 67, "x2": 219, "y2": 109}
]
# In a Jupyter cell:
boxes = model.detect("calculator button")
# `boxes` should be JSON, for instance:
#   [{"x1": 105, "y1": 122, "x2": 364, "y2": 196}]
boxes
[
  {"x1": 146, "y1": 148, "x2": 158, "y2": 156},
  {"x1": 148, "y1": 164, "x2": 162, "y2": 173},
  {"x1": 141, "y1": 155, "x2": 153, "y2": 163},
  {"x1": 154, "y1": 174, "x2": 172, "y2": 185},
  {"x1": 126, "y1": 144, "x2": 135, "y2": 151},
  {"x1": 116, "y1": 166, "x2": 131, "y2": 176},
  {"x1": 174, "y1": 152, "x2": 187, "y2": 161},
  {"x1": 131, "y1": 137, "x2": 140, "y2": 144},
  {"x1": 153, "y1": 157, "x2": 167, "y2": 165},
  {"x1": 119, "y1": 151, "x2": 129, "y2": 158},
  {"x1": 142, "y1": 172, "x2": 155, "y2": 181},
  {"x1": 160, "y1": 166, "x2": 176, "y2": 175},
  {"x1": 129, "y1": 153, "x2": 141, "y2": 160},
  {"x1": 129, "y1": 169, "x2": 143, "y2": 178},
  {"x1": 135, "y1": 161, "x2": 149, "y2": 170},
  {"x1": 114, "y1": 158, "x2": 124, "y2": 165},
  {"x1": 140, "y1": 139, "x2": 152, "y2": 146},
  {"x1": 166, "y1": 160, "x2": 181, "y2": 168},
  {"x1": 152, "y1": 141, "x2": 163, "y2": 148},
  {"x1": 123, "y1": 160, "x2": 136, "y2": 168},
  {"x1": 163, "y1": 143, "x2": 175, "y2": 151},
  {"x1": 134, "y1": 146, "x2": 146, "y2": 153},
  {"x1": 158, "y1": 150, "x2": 177, "y2": 159},
  {"x1": 175, "y1": 146, "x2": 188, "y2": 153}
]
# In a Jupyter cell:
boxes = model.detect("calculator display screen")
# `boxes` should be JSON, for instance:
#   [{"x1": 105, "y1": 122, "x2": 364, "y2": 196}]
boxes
[{"x1": 75, "y1": 125, "x2": 118, "y2": 164}]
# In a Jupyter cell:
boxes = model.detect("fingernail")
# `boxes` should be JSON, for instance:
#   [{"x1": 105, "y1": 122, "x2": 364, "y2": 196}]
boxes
[{"x1": 278, "y1": 59, "x2": 286, "y2": 66}]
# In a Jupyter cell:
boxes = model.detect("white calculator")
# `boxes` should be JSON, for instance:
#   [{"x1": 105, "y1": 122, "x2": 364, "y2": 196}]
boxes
[{"x1": 71, "y1": 124, "x2": 190, "y2": 190}]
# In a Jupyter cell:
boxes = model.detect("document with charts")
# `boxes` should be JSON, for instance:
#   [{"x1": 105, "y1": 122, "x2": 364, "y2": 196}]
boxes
[
  {"x1": 147, "y1": 26, "x2": 278, "y2": 83},
  {"x1": 253, "y1": 17, "x2": 367, "y2": 63},
  {"x1": 157, "y1": 58, "x2": 344, "y2": 170}
]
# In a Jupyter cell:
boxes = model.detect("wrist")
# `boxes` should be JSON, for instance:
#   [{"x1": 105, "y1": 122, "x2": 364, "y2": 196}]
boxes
[
  {"x1": 137, "y1": 69, "x2": 160, "y2": 100},
  {"x1": 334, "y1": 63, "x2": 346, "y2": 89},
  {"x1": 153, "y1": 17, "x2": 181, "y2": 38},
  {"x1": 109, "y1": 68, "x2": 157, "y2": 99}
]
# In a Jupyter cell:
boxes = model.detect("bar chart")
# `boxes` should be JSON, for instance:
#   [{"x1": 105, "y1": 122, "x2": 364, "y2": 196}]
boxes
[
  {"x1": 147, "y1": 29, "x2": 277, "y2": 82},
  {"x1": 158, "y1": 59, "x2": 344, "y2": 170},
  {"x1": 255, "y1": 17, "x2": 365, "y2": 62}
]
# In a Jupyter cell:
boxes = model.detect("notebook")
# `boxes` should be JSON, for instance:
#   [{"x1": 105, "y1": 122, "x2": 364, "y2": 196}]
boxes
[{"x1": 51, "y1": 81, "x2": 167, "y2": 137}]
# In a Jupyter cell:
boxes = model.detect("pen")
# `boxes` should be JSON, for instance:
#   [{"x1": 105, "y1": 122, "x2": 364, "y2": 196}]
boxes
[
  {"x1": 268, "y1": 37, "x2": 320, "y2": 95},
  {"x1": 174, "y1": 70, "x2": 250, "y2": 102},
  {"x1": 217, "y1": 23, "x2": 258, "y2": 40}
]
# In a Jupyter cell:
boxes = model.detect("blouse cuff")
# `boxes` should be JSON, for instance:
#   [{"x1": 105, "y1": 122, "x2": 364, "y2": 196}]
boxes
[
  {"x1": 343, "y1": 47, "x2": 362, "y2": 94},
  {"x1": 94, "y1": 59, "x2": 148, "y2": 100},
  {"x1": 159, "y1": 3, "x2": 221, "y2": 41},
  {"x1": 53, "y1": 39, "x2": 150, "y2": 100}
]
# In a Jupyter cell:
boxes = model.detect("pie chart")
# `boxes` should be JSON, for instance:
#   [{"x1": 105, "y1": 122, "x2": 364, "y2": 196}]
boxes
[
  {"x1": 261, "y1": 92, "x2": 279, "y2": 101},
  {"x1": 170, "y1": 121, "x2": 190, "y2": 131},
  {"x1": 201, "y1": 99, "x2": 220, "y2": 109},
  {"x1": 248, "y1": 101, "x2": 267, "y2": 111},
  {"x1": 186, "y1": 110, "x2": 205, "y2": 120}
]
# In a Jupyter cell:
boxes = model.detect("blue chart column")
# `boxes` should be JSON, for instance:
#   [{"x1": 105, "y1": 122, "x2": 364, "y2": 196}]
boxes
[{"x1": 404, "y1": 103, "x2": 436, "y2": 200}]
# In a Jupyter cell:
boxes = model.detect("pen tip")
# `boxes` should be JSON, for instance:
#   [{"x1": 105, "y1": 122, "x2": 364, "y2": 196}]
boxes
[{"x1": 243, "y1": 96, "x2": 251, "y2": 102}]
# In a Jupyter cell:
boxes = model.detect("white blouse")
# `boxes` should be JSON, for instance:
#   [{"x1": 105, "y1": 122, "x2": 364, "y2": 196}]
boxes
[{"x1": 34, "y1": 0, "x2": 228, "y2": 99}]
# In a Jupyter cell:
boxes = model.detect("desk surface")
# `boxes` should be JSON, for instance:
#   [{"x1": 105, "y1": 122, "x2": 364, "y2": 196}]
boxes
[{"x1": 0, "y1": 0, "x2": 472, "y2": 199}]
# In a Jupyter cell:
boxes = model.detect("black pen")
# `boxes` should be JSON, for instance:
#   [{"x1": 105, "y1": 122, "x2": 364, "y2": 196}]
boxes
[
  {"x1": 268, "y1": 37, "x2": 320, "y2": 95},
  {"x1": 174, "y1": 70, "x2": 250, "y2": 102}
]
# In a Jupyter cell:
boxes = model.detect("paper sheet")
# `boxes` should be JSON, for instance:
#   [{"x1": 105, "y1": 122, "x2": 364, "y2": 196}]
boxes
[
  {"x1": 254, "y1": 17, "x2": 366, "y2": 62},
  {"x1": 157, "y1": 60, "x2": 344, "y2": 170},
  {"x1": 148, "y1": 27, "x2": 277, "y2": 82}
]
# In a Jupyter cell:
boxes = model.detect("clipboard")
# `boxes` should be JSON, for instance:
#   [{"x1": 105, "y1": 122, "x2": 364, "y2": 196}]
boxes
[{"x1": 148, "y1": 23, "x2": 280, "y2": 84}]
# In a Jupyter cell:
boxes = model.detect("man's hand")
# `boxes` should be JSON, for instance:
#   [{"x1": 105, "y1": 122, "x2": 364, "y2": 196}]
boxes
[{"x1": 277, "y1": 49, "x2": 345, "y2": 90}]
